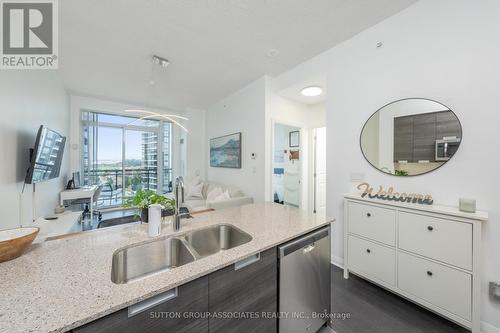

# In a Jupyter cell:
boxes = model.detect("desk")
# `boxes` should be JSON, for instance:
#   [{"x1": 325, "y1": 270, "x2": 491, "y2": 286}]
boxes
[
  {"x1": 32, "y1": 211, "x2": 83, "y2": 243},
  {"x1": 60, "y1": 185, "x2": 98, "y2": 220}
]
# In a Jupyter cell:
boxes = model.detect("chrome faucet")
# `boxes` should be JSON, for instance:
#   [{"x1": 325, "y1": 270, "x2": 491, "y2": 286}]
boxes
[{"x1": 173, "y1": 176, "x2": 187, "y2": 231}]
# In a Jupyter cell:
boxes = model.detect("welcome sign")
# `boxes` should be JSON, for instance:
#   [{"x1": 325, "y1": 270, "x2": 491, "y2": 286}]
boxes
[{"x1": 357, "y1": 182, "x2": 434, "y2": 205}]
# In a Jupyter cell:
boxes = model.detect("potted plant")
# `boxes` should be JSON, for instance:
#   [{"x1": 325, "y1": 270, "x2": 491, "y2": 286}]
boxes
[
  {"x1": 395, "y1": 170, "x2": 409, "y2": 176},
  {"x1": 123, "y1": 189, "x2": 175, "y2": 223}
]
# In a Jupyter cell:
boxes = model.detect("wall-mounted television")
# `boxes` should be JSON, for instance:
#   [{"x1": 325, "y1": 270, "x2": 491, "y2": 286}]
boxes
[{"x1": 25, "y1": 125, "x2": 66, "y2": 184}]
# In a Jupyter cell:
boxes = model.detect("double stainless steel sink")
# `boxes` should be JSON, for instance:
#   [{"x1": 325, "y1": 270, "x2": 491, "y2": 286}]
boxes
[{"x1": 111, "y1": 224, "x2": 252, "y2": 284}]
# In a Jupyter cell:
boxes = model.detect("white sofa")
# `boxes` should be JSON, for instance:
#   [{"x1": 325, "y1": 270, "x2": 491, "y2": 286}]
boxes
[{"x1": 182, "y1": 180, "x2": 254, "y2": 212}]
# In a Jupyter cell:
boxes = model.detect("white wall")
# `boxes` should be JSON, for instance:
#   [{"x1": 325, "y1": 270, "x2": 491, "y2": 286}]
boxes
[
  {"x1": 0, "y1": 71, "x2": 69, "y2": 229},
  {"x1": 184, "y1": 108, "x2": 207, "y2": 179},
  {"x1": 361, "y1": 111, "x2": 380, "y2": 167},
  {"x1": 206, "y1": 77, "x2": 267, "y2": 201},
  {"x1": 270, "y1": 0, "x2": 500, "y2": 329}
]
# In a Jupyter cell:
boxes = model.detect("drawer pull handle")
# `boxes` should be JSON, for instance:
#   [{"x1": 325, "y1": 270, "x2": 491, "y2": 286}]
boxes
[
  {"x1": 427, "y1": 271, "x2": 433, "y2": 277},
  {"x1": 234, "y1": 253, "x2": 261, "y2": 271},
  {"x1": 366, "y1": 249, "x2": 371, "y2": 254},
  {"x1": 366, "y1": 213, "x2": 372, "y2": 217},
  {"x1": 427, "y1": 226, "x2": 434, "y2": 231},
  {"x1": 128, "y1": 287, "x2": 178, "y2": 318}
]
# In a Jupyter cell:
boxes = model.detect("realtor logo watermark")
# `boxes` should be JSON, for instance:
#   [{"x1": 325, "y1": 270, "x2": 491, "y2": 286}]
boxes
[{"x1": 1, "y1": 0, "x2": 58, "y2": 69}]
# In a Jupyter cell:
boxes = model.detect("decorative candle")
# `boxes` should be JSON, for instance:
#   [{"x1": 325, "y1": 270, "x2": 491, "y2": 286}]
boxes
[{"x1": 459, "y1": 198, "x2": 476, "y2": 213}]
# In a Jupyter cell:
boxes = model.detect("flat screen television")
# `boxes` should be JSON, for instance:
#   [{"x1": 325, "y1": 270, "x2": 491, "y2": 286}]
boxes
[{"x1": 25, "y1": 125, "x2": 66, "y2": 184}]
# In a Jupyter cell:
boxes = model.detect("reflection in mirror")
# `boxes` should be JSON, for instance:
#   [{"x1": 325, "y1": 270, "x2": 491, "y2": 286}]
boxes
[{"x1": 360, "y1": 98, "x2": 462, "y2": 176}]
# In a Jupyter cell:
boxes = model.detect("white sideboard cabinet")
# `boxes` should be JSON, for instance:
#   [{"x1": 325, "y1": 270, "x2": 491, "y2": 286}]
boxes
[{"x1": 343, "y1": 194, "x2": 488, "y2": 333}]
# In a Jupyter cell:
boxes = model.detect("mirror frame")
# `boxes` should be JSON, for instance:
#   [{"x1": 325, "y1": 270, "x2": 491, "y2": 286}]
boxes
[{"x1": 359, "y1": 97, "x2": 463, "y2": 177}]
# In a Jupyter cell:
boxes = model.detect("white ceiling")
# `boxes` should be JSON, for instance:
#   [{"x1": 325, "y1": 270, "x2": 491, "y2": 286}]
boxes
[{"x1": 59, "y1": 0, "x2": 418, "y2": 111}]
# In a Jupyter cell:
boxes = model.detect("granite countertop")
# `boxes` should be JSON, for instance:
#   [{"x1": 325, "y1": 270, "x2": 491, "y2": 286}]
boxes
[{"x1": 0, "y1": 202, "x2": 334, "y2": 333}]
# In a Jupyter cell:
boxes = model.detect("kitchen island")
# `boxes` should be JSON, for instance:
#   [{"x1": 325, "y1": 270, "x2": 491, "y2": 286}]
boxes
[{"x1": 0, "y1": 203, "x2": 333, "y2": 333}]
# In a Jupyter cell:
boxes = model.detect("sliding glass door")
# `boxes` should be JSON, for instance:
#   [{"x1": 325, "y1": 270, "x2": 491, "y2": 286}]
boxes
[
  {"x1": 81, "y1": 111, "x2": 172, "y2": 208},
  {"x1": 124, "y1": 129, "x2": 158, "y2": 199}
]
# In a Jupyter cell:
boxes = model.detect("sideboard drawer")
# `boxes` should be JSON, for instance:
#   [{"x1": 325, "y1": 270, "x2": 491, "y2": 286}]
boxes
[
  {"x1": 399, "y1": 212, "x2": 472, "y2": 270},
  {"x1": 348, "y1": 202, "x2": 396, "y2": 246},
  {"x1": 348, "y1": 235, "x2": 395, "y2": 286},
  {"x1": 398, "y1": 252, "x2": 472, "y2": 321}
]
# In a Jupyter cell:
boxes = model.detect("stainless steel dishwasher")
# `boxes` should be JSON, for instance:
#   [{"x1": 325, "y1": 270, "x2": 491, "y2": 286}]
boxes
[{"x1": 279, "y1": 226, "x2": 331, "y2": 333}]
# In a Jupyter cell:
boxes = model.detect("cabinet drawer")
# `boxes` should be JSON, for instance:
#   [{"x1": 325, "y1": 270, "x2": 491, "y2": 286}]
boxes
[
  {"x1": 348, "y1": 202, "x2": 396, "y2": 246},
  {"x1": 348, "y1": 235, "x2": 395, "y2": 286},
  {"x1": 399, "y1": 212, "x2": 472, "y2": 270},
  {"x1": 74, "y1": 276, "x2": 209, "y2": 333},
  {"x1": 398, "y1": 252, "x2": 471, "y2": 321},
  {"x1": 209, "y1": 248, "x2": 277, "y2": 333}
]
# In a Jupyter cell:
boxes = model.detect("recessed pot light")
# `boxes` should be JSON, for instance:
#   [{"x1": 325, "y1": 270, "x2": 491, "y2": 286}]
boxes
[{"x1": 301, "y1": 86, "x2": 323, "y2": 97}]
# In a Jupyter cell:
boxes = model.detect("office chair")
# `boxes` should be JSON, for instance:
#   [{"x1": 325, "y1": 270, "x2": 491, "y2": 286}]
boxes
[{"x1": 81, "y1": 185, "x2": 104, "y2": 221}]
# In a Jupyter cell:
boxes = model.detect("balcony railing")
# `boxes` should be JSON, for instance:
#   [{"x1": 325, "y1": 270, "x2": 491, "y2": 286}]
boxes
[{"x1": 84, "y1": 167, "x2": 173, "y2": 207}]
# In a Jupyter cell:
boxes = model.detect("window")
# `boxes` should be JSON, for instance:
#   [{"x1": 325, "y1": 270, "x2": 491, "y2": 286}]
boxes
[{"x1": 81, "y1": 111, "x2": 173, "y2": 207}]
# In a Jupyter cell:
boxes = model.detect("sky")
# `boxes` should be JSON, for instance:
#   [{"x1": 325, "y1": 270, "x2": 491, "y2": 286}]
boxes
[{"x1": 97, "y1": 127, "x2": 143, "y2": 161}]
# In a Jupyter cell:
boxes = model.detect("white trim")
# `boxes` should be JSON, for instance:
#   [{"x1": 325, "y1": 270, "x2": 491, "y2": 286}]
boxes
[
  {"x1": 332, "y1": 256, "x2": 344, "y2": 268},
  {"x1": 482, "y1": 321, "x2": 500, "y2": 333}
]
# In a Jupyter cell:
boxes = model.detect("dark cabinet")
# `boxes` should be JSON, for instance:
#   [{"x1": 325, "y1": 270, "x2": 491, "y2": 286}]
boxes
[
  {"x1": 73, "y1": 248, "x2": 279, "y2": 333},
  {"x1": 208, "y1": 248, "x2": 278, "y2": 333},
  {"x1": 436, "y1": 111, "x2": 461, "y2": 139},
  {"x1": 74, "y1": 276, "x2": 209, "y2": 333},
  {"x1": 394, "y1": 111, "x2": 461, "y2": 162},
  {"x1": 393, "y1": 116, "x2": 413, "y2": 162},
  {"x1": 412, "y1": 113, "x2": 436, "y2": 161}
]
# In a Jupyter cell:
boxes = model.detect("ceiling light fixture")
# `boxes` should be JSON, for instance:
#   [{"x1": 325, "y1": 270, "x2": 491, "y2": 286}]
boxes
[
  {"x1": 125, "y1": 110, "x2": 189, "y2": 133},
  {"x1": 301, "y1": 86, "x2": 323, "y2": 97}
]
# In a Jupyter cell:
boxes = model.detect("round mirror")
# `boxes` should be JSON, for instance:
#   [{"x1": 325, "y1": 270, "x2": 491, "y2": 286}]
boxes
[{"x1": 360, "y1": 98, "x2": 462, "y2": 176}]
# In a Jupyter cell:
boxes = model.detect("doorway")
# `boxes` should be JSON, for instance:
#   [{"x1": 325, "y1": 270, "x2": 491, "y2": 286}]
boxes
[{"x1": 272, "y1": 123, "x2": 302, "y2": 207}]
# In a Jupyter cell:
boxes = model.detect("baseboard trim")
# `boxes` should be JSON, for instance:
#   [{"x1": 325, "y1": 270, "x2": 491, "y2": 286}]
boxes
[
  {"x1": 332, "y1": 256, "x2": 344, "y2": 268},
  {"x1": 482, "y1": 321, "x2": 500, "y2": 333}
]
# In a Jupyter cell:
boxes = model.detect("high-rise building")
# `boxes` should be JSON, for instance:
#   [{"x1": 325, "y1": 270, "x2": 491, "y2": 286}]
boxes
[{"x1": 141, "y1": 131, "x2": 158, "y2": 190}]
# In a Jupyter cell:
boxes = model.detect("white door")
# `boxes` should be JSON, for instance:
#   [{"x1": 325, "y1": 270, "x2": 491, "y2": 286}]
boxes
[{"x1": 314, "y1": 127, "x2": 327, "y2": 215}]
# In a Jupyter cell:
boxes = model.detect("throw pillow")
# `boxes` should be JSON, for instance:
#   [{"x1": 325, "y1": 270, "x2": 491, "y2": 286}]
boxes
[
  {"x1": 213, "y1": 190, "x2": 231, "y2": 202},
  {"x1": 186, "y1": 182, "x2": 204, "y2": 199},
  {"x1": 206, "y1": 186, "x2": 223, "y2": 201},
  {"x1": 187, "y1": 176, "x2": 202, "y2": 188}
]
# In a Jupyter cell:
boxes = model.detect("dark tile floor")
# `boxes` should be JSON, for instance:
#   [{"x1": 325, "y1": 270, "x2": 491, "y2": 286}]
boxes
[{"x1": 330, "y1": 265, "x2": 470, "y2": 333}]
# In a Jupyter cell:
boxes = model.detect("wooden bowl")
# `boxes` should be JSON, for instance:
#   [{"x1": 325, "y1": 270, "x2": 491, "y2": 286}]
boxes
[{"x1": 0, "y1": 227, "x2": 39, "y2": 263}]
